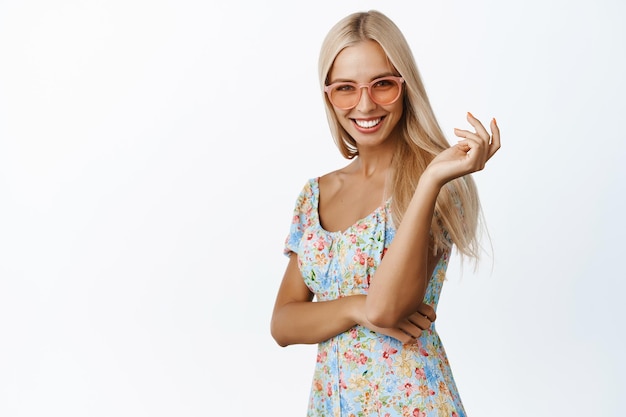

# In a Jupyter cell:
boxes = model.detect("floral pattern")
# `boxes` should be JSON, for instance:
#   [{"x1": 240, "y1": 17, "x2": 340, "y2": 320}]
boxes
[{"x1": 284, "y1": 178, "x2": 466, "y2": 417}]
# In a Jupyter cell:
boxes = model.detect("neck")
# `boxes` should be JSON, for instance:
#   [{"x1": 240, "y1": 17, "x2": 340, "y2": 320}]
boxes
[
  {"x1": 351, "y1": 138, "x2": 396, "y2": 178},
  {"x1": 353, "y1": 153, "x2": 392, "y2": 177}
]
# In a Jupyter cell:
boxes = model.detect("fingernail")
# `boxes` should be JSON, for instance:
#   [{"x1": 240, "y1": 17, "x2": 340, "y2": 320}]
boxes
[
  {"x1": 467, "y1": 112, "x2": 474, "y2": 119},
  {"x1": 493, "y1": 117, "x2": 497, "y2": 126}
]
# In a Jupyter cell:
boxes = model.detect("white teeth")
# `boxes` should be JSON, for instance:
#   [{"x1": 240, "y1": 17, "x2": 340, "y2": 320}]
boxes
[{"x1": 355, "y1": 118, "x2": 381, "y2": 128}]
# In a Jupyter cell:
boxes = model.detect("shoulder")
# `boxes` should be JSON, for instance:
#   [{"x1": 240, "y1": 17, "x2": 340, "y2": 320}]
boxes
[
  {"x1": 318, "y1": 165, "x2": 351, "y2": 198},
  {"x1": 291, "y1": 177, "x2": 321, "y2": 211}
]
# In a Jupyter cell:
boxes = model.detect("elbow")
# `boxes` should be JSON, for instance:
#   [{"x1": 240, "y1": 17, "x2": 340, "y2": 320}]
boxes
[
  {"x1": 272, "y1": 335, "x2": 290, "y2": 348},
  {"x1": 274, "y1": 339, "x2": 289, "y2": 348},
  {"x1": 270, "y1": 321, "x2": 291, "y2": 348}
]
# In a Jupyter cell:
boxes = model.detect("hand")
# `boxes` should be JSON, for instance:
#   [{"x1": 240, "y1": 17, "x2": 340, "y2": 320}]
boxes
[
  {"x1": 397, "y1": 303, "x2": 437, "y2": 338},
  {"x1": 356, "y1": 301, "x2": 436, "y2": 344},
  {"x1": 423, "y1": 112, "x2": 501, "y2": 186}
]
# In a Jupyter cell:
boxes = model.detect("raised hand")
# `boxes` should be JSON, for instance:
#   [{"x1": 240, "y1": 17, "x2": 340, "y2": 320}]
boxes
[{"x1": 423, "y1": 112, "x2": 501, "y2": 186}]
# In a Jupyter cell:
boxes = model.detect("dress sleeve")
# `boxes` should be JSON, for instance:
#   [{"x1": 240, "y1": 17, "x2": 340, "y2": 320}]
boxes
[{"x1": 283, "y1": 179, "x2": 315, "y2": 257}]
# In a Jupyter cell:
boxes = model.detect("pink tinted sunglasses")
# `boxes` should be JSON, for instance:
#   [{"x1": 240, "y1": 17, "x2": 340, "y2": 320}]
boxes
[{"x1": 324, "y1": 76, "x2": 404, "y2": 110}]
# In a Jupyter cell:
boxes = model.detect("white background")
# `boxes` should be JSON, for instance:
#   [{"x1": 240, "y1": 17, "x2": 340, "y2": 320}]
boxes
[{"x1": 1, "y1": 0, "x2": 625, "y2": 416}]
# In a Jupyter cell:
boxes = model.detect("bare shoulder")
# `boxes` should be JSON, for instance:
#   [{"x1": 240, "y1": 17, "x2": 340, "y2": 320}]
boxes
[
  {"x1": 318, "y1": 165, "x2": 352, "y2": 197},
  {"x1": 318, "y1": 171, "x2": 339, "y2": 194}
]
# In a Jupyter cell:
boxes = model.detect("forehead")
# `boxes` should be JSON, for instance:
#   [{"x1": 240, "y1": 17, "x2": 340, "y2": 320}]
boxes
[{"x1": 329, "y1": 40, "x2": 394, "y2": 82}]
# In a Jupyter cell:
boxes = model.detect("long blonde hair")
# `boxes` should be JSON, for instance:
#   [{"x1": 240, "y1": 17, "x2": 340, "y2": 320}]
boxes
[{"x1": 318, "y1": 10, "x2": 484, "y2": 259}]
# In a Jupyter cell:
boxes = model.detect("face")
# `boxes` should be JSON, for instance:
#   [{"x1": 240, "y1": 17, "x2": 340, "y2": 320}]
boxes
[{"x1": 327, "y1": 40, "x2": 404, "y2": 151}]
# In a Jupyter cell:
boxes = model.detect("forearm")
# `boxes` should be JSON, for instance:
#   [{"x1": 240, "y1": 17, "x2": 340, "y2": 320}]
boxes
[
  {"x1": 366, "y1": 174, "x2": 441, "y2": 327},
  {"x1": 271, "y1": 295, "x2": 364, "y2": 347}
]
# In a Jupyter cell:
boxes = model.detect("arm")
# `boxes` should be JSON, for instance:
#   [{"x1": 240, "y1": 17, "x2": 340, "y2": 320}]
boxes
[
  {"x1": 366, "y1": 114, "x2": 501, "y2": 328},
  {"x1": 365, "y1": 179, "x2": 440, "y2": 328},
  {"x1": 271, "y1": 253, "x2": 436, "y2": 347},
  {"x1": 270, "y1": 254, "x2": 360, "y2": 347}
]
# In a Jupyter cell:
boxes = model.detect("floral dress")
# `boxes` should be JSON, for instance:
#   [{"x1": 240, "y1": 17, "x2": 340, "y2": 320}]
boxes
[{"x1": 284, "y1": 178, "x2": 466, "y2": 417}]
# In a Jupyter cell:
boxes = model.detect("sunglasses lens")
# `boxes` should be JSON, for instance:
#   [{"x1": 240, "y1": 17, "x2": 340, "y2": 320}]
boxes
[
  {"x1": 328, "y1": 84, "x2": 358, "y2": 109},
  {"x1": 370, "y1": 79, "x2": 401, "y2": 105}
]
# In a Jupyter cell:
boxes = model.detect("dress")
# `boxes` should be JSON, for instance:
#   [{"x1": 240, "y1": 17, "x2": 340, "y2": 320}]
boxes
[{"x1": 284, "y1": 178, "x2": 466, "y2": 417}]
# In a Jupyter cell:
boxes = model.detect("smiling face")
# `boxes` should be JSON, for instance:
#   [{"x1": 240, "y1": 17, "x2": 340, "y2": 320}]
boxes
[{"x1": 327, "y1": 40, "x2": 404, "y2": 152}]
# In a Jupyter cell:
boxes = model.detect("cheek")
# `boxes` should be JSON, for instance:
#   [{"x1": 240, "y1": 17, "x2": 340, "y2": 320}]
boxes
[
  {"x1": 385, "y1": 103, "x2": 404, "y2": 126},
  {"x1": 334, "y1": 110, "x2": 353, "y2": 128},
  {"x1": 395, "y1": 105, "x2": 404, "y2": 121}
]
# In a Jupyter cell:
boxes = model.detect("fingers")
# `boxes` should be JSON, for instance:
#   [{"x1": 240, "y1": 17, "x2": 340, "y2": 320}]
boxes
[
  {"x1": 416, "y1": 303, "x2": 436, "y2": 322},
  {"x1": 388, "y1": 304, "x2": 437, "y2": 342},
  {"x1": 452, "y1": 132, "x2": 489, "y2": 171},
  {"x1": 398, "y1": 318, "x2": 428, "y2": 339},
  {"x1": 386, "y1": 328, "x2": 416, "y2": 345},
  {"x1": 454, "y1": 112, "x2": 501, "y2": 167},
  {"x1": 489, "y1": 117, "x2": 501, "y2": 159},
  {"x1": 400, "y1": 305, "x2": 435, "y2": 338},
  {"x1": 466, "y1": 111, "x2": 490, "y2": 142}
]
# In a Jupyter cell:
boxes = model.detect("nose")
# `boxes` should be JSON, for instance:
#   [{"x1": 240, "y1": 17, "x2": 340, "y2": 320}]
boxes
[{"x1": 355, "y1": 86, "x2": 376, "y2": 113}]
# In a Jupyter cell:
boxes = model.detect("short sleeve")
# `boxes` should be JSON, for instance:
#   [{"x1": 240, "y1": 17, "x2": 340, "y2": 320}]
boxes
[{"x1": 283, "y1": 179, "x2": 316, "y2": 257}]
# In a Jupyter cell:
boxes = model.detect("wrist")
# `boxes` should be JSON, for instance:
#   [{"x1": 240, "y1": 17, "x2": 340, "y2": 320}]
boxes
[
  {"x1": 418, "y1": 168, "x2": 445, "y2": 191},
  {"x1": 347, "y1": 295, "x2": 367, "y2": 325},
  {"x1": 414, "y1": 172, "x2": 443, "y2": 205}
]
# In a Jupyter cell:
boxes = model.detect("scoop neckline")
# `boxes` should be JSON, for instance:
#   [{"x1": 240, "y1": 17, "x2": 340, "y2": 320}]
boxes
[{"x1": 311, "y1": 177, "x2": 391, "y2": 235}]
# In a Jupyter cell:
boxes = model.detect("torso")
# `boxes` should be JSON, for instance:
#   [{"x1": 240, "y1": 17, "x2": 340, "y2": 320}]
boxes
[{"x1": 284, "y1": 177, "x2": 465, "y2": 416}]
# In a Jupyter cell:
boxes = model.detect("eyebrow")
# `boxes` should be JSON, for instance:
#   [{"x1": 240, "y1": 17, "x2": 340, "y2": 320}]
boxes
[{"x1": 328, "y1": 72, "x2": 397, "y2": 84}]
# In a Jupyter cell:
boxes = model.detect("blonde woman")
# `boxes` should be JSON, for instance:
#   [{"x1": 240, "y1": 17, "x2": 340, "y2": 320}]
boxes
[{"x1": 271, "y1": 10, "x2": 500, "y2": 416}]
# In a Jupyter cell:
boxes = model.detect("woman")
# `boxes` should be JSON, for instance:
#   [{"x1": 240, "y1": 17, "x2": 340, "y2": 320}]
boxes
[{"x1": 271, "y1": 10, "x2": 500, "y2": 416}]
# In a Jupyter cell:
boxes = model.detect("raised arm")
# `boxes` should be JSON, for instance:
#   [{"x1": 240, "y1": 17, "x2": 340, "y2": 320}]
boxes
[{"x1": 366, "y1": 114, "x2": 500, "y2": 328}]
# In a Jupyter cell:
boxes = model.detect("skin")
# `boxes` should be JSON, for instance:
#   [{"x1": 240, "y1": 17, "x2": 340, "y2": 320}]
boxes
[{"x1": 271, "y1": 40, "x2": 501, "y2": 347}]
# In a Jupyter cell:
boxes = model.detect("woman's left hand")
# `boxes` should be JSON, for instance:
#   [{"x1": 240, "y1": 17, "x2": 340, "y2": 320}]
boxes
[{"x1": 423, "y1": 112, "x2": 501, "y2": 186}]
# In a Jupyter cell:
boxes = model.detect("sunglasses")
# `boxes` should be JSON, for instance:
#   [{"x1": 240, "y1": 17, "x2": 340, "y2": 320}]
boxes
[{"x1": 324, "y1": 76, "x2": 404, "y2": 110}]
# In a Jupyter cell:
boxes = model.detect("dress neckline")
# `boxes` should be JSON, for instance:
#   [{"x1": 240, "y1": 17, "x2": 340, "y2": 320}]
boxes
[{"x1": 312, "y1": 177, "x2": 391, "y2": 235}]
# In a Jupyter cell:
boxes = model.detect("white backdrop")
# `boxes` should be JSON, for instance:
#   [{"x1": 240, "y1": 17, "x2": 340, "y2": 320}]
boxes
[{"x1": 1, "y1": 0, "x2": 625, "y2": 416}]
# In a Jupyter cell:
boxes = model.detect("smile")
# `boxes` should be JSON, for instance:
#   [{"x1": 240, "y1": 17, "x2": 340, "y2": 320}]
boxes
[{"x1": 353, "y1": 117, "x2": 383, "y2": 129}]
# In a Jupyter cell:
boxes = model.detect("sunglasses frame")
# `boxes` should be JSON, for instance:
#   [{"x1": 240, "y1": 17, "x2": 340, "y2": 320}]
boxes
[{"x1": 324, "y1": 76, "x2": 405, "y2": 110}]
